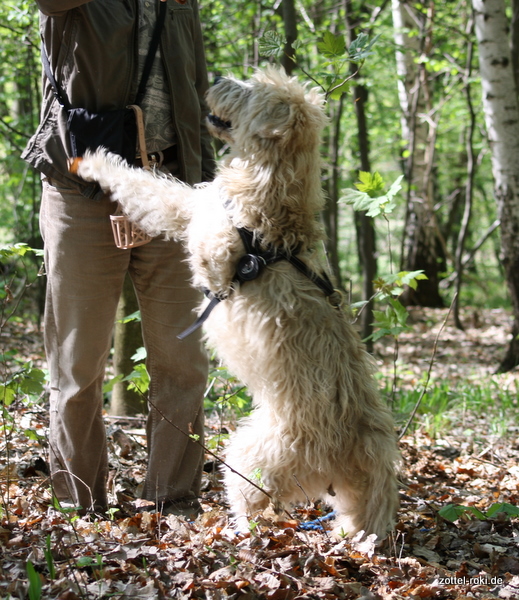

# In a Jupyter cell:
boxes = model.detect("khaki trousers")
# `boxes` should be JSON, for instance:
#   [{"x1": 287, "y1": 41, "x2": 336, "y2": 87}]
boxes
[{"x1": 40, "y1": 179, "x2": 208, "y2": 511}]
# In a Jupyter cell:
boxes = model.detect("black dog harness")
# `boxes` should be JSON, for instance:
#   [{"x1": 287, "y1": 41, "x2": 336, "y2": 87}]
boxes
[{"x1": 177, "y1": 228, "x2": 343, "y2": 340}]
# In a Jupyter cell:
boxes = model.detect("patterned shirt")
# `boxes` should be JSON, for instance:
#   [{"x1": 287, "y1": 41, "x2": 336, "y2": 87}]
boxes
[{"x1": 137, "y1": 0, "x2": 177, "y2": 152}]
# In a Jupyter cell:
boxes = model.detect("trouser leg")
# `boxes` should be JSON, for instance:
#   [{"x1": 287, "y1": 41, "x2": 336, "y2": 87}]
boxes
[
  {"x1": 40, "y1": 180, "x2": 128, "y2": 511},
  {"x1": 41, "y1": 176, "x2": 208, "y2": 510},
  {"x1": 129, "y1": 238, "x2": 208, "y2": 503}
]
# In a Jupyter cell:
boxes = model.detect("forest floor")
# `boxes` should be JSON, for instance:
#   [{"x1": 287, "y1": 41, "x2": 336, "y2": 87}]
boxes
[{"x1": 0, "y1": 307, "x2": 518, "y2": 599}]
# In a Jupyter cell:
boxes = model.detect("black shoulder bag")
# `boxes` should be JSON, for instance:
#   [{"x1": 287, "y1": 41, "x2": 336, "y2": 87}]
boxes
[{"x1": 41, "y1": 0, "x2": 167, "y2": 164}]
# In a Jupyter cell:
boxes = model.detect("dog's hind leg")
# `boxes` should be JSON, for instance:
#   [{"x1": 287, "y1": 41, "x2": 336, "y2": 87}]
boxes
[
  {"x1": 329, "y1": 448, "x2": 399, "y2": 539},
  {"x1": 223, "y1": 416, "x2": 293, "y2": 531},
  {"x1": 224, "y1": 466, "x2": 271, "y2": 531}
]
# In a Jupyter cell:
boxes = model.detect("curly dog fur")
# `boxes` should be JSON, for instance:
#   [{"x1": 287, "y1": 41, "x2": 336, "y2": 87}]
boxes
[{"x1": 74, "y1": 68, "x2": 400, "y2": 538}]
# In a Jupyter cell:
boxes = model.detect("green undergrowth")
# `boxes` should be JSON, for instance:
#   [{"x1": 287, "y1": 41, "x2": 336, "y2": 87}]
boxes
[
  {"x1": 201, "y1": 361, "x2": 518, "y2": 447},
  {"x1": 386, "y1": 376, "x2": 518, "y2": 440}
]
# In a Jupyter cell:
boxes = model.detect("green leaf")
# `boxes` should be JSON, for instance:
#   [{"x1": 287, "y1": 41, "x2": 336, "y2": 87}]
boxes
[
  {"x1": 317, "y1": 31, "x2": 346, "y2": 58},
  {"x1": 18, "y1": 367, "x2": 46, "y2": 396},
  {"x1": 24, "y1": 428, "x2": 44, "y2": 441},
  {"x1": 343, "y1": 174, "x2": 403, "y2": 217},
  {"x1": 124, "y1": 363, "x2": 150, "y2": 393},
  {"x1": 355, "y1": 171, "x2": 385, "y2": 195},
  {"x1": 396, "y1": 270, "x2": 428, "y2": 290},
  {"x1": 486, "y1": 502, "x2": 519, "y2": 518},
  {"x1": 131, "y1": 346, "x2": 147, "y2": 362},
  {"x1": 350, "y1": 300, "x2": 369, "y2": 310},
  {"x1": 329, "y1": 80, "x2": 351, "y2": 100},
  {"x1": 45, "y1": 535, "x2": 56, "y2": 580},
  {"x1": 102, "y1": 374, "x2": 124, "y2": 393},
  {"x1": 0, "y1": 242, "x2": 32, "y2": 259},
  {"x1": 388, "y1": 298, "x2": 409, "y2": 327},
  {"x1": 0, "y1": 384, "x2": 16, "y2": 406},
  {"x1": 76, "y1": 556, "x2": 96, "y2": 568},
  {"x1": 349, "y1": 32, "x2": 380, "y2": 62},
  {"x1": 438, "y1": 504, "x2": 465, "y2": 522},
  {"x1": 118, "y1": 310, "x2": 141, "y2": 324},
  {"x1": 439, "y1": 504, "x2": 486, "y2": 522},
  {"x1": 385, "y1": 175, "x2": 405, "y2": 201},
  {"x1": 259, "y1": 30, "x2": 285, "y2": 58},
  {"x1": 26, "y1": 561, "x2": 42, "y2": 600},
  {"x1": 341, "y1": 188, "x2": 373, "y2": 211}
]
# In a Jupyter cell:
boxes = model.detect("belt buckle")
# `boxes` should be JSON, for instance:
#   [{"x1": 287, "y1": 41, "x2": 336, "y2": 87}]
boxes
[{"x1": 148, "y1": 150, "x2": 164, "y2": 169}]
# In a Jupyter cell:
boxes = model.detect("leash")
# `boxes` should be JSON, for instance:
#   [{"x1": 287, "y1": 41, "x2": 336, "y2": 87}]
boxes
[{"x1": 177, "y1": 227, "x2": 343, "y2": 340}]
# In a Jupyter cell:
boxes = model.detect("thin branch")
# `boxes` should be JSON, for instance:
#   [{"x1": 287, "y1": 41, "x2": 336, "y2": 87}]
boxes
[
  {"x1": 144, "y1": 395, "x2": 275, "y2": 506},
  {"x1": 398, "y1": 294, "x2": 457, "y2": 439}
]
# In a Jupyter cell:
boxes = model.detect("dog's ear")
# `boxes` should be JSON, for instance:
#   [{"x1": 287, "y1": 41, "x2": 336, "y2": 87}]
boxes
[{"x1": 252, "y1": 100, "x2": 292, "y2": 139}]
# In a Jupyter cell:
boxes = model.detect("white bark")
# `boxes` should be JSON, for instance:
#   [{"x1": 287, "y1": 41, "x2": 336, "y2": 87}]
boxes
[
  {"x1": 392, "y1": 0, "x2": 443, "y2": 305},
  {"x1": 473, "y1": 0, "x2": 519, "y2": 369},
  {"x1": 392, "y1": 0, "x2": 422, "y2": 140},
  {"x1": 473, "y1": 0, "x2": 519, "y2": 196}
]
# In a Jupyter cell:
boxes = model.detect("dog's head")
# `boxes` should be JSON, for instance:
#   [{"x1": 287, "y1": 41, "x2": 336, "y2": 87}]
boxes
[{"x1": 206, "y1": 68, "x2": 326, "y2": 156}]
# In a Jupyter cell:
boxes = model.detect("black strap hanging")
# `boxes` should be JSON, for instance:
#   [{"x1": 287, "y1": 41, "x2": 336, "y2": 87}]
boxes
[{"x1": 134, "y1": 0, "x2": 168, "y2": 105}]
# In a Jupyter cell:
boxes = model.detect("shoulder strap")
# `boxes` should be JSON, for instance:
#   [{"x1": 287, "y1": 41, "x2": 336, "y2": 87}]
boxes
[
  {"x1": 41, "y1": 41, "x2": 72, "y2": 111},
  {"x1": 134, "y1": 0, "x2": 168, "y2": 105},
  {"x1": 41, "y1": 0, "x2": 168, "y2": 111}
]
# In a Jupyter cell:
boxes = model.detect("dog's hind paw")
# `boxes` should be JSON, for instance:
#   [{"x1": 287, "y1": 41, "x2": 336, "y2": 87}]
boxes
[{"x1": 233, "y1": 515, "x2": 252, "y2": 534}]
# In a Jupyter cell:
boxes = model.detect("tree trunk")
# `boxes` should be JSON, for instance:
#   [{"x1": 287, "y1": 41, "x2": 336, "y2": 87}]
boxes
[
  {"x1": 392, "y1": 0, "x2": 444, "y2": 307},
  {"x1": 511, "y1": 0, "x2": 519, "y2": 93},
  {"x1": 344, "y1": 2, "x2": 377, "y2": 350},
  {"x1": 453, "y1": 14, "x2": 476, "y2": 330},
  {"x1": 351, "y1": 84, "x2": 377, "y2": 350},
  {"x1": 472, "y1": 0, "x2": 519, "y2": 372},
  {"x1": 322, "y1": 97, "x2": 344, "y2": 287},
  {"x1": 281, "y1": 0, "x2": 297, "y2": 75},
  {"x1": 110, "y1": 275, "x2": 147, "y2": 415}
]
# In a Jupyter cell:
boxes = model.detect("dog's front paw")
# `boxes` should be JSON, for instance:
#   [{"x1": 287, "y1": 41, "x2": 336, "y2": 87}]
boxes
[
  {"x1": 68, "y1": 148, "x2": 122, "y2": 184},
  {"x1": 68, "y1": 157, "x2": 83, "y2": 175}
]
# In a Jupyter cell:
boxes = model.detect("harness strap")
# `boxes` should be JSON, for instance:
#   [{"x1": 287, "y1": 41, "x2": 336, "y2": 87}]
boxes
[
  {"x1": 283, "y1": 254, "x2": 343, "y2": 307},
  {"x1": 177, "y1": 227, "x2": 343, "y2": 340}
]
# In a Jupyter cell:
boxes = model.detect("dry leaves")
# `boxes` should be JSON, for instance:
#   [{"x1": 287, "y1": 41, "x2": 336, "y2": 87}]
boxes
[{"x1": 0, "y1": 308, "x2": 518, "y2": 599}]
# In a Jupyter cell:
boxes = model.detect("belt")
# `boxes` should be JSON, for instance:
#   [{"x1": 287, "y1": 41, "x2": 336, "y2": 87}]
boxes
[{"x1": 134, "y1": 144, "x2": 177, "y2": 169}]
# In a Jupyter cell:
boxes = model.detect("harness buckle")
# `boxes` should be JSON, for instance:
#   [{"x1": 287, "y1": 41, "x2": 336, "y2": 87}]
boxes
[
  {"x1": 327, "y1": 289, "x2": 344, "y2": 309},
  {"x1": 236, "y1": 254, "x2": 266, "y2": 282}
]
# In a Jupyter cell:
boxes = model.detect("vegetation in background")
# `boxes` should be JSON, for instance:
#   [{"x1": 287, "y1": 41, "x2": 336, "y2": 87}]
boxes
[{"x1": 0, "y1": 3, "x2": 518, "y2": 597}]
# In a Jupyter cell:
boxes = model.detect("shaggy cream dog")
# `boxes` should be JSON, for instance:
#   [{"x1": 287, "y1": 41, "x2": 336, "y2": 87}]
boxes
[{"x1": 73, "y1": 68, "x2": 400, "y2": 539}]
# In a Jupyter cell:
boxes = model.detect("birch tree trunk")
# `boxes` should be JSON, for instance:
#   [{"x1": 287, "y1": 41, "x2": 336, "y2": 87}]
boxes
[
  {"x1": 473, "y1": 0, "x2": 519, "y2": 372},
  {"x1": 392, "y1": 0, "x2": 444, "y2": 307}
]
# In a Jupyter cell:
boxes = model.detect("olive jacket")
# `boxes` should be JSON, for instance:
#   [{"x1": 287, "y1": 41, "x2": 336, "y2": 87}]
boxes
[{"x1": 23, "y1": 0, "x2": 215, "y2": 198}]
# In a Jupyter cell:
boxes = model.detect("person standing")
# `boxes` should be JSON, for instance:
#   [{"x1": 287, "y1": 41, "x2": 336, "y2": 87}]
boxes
[{"x1": 22, "y1": 0, "x2": 215, "y2": 516}]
